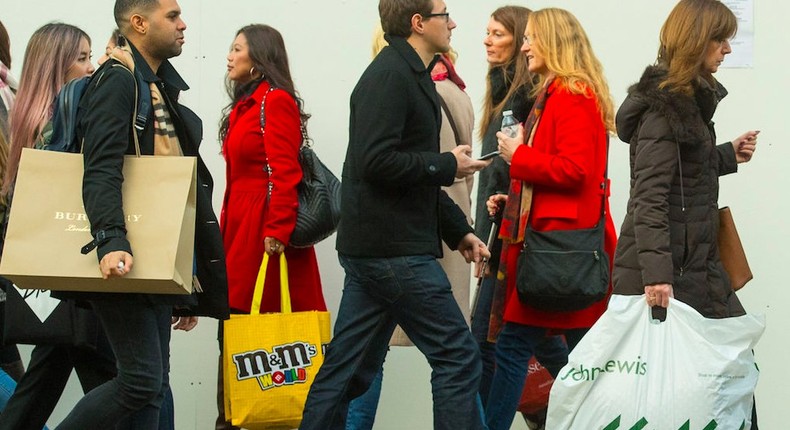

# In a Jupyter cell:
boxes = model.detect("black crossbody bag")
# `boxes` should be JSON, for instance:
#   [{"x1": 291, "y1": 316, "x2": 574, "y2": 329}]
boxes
[{"x1": 516, "y1": 138, "x2": 610, "y2": 311}]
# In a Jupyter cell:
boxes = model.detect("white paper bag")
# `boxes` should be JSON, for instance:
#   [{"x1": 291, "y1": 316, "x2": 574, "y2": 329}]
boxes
[{"x1": 547, "y1": 295, "x2": 764, "y2": 430}]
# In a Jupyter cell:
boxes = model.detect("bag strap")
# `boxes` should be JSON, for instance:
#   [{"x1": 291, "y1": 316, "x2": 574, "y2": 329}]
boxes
[
  {"x1": 79, "y1": 64, "x2": 146, "y2": 255},
  {"x1": 599, "y1": 135, "x2": 610, "y2": 221},
  {"x1": 258, "y1": 85, "x2": 276, "y2": 135},
  {"x1": 250, "y1": 252, "x2": 291, "y2": 316},
  {"x1": 438, "y1": 96, "x2": 462, "y2": 146}
]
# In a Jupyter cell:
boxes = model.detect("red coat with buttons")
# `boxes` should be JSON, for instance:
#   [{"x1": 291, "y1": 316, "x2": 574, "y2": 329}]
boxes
[
  {"x1": 501, "y1": 81, "x2": 617, "y2": 329},
  {"x1": 221, "y1": 81, "x2": 325, "y2": 313}
]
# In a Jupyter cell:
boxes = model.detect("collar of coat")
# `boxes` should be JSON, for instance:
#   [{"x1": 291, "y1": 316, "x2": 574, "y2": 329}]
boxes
[
  {"x1": 125, "y1": 41, "x2": 189, "y2": 96},
  {"x1": 618, "y1": 65, "x2": 727, "y2": 145},
  {"x1": 383, "y1": 34, "x2": 440, "y2": 75}
]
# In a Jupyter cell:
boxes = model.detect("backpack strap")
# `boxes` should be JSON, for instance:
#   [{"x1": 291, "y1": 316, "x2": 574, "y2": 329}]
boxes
[{"x1": 133, "y1": 70, "x2": 151, "y2": 133}]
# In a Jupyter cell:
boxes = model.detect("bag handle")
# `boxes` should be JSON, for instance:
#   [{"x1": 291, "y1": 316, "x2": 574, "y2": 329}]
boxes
[{"x1": 250, "y1": 252, "x2": 291, "y2": 316}]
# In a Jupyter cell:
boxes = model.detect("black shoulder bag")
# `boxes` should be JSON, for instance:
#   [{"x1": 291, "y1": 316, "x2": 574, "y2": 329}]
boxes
[
  {"x1": 515, "y1": 137, "x2": 610, "y2": 312},
  {"x1": 260, "y1": 87, "x2": 341, "y2": 248}
]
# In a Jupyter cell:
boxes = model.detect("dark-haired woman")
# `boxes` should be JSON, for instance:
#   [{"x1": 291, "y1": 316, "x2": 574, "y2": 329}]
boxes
[{"x1": 216, "y1": 24, "x2": 326, "y2": 428}]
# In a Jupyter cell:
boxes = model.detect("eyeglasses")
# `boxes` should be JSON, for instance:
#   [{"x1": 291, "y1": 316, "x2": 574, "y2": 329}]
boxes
[
  {"x1": 522, "y1": 34, "x2": 535, "y2": 45},
  {"x1": 422, "y1": 12, "x2": 450, "y2": 22}
]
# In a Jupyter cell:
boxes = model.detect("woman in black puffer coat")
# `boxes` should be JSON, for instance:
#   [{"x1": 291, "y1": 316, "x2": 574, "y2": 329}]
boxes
[{"x1": 612, "y1": 0, "x2": 759, "y2": 319}]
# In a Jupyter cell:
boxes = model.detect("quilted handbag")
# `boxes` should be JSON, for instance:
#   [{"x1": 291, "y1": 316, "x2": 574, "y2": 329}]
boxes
[{"x1": 260, "y1": 87, "x2": 341, "y2": 248}]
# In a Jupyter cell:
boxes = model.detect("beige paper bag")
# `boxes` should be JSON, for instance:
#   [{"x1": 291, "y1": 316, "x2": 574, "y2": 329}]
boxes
[{"x1": 0, "y1": 148, "x2": 196, "y2": 294}]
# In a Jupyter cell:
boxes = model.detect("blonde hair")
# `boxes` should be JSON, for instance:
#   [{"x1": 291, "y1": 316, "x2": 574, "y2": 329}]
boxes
[
  {"x1": 527, "y1": 8, "x2": 615, "y2": 133},
  {"x1": 479, "y1": 5, "x2": 533, "y2": 141},
  {"x1": 658, "y1": 0, "x2": 737, "y2": 95}
]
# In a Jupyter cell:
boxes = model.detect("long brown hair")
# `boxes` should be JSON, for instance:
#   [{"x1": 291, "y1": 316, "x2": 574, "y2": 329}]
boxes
[
  {"x1": 527, "y1": 8, "x2": 615, "y2": 133},
  {"x1": 658, "y1": 0, "x2": 737, "y2": 95},
  {"x1": 219, "y1": 24, "x2": 309, "y2": 145},
  {"x1": 0, "y1": 20, "x2": 10, "y2": 68},
  {"x1": 479, "y1": 6, "x2": 532, "y2": 140},
  {"x1": 3, "y1": 23, "x2": 90, "y2": 197}
]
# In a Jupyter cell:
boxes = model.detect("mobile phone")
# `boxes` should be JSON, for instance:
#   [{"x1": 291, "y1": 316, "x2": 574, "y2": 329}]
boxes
[{"x1": 478, "y1": 150, "x2": 500, "y2": 161}]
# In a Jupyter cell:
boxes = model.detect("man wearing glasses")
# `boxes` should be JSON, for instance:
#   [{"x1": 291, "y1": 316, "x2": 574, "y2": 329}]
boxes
[{"x1": 300, "y1": 1, "x2": 490, "y2": 429}]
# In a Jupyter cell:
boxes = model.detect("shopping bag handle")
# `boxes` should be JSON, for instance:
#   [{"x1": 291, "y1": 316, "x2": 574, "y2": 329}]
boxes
[{"x1": 250, "y1": 253, "x2": 292, "y2": 316}]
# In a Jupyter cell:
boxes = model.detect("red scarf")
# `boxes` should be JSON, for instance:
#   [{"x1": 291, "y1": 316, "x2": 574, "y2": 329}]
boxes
[
  {"x1": 430, "y1": 54, "x2": 466, "y2": 90},
  {"x1": 487, "y1": 78, "x2": 552, "y2": 341}
]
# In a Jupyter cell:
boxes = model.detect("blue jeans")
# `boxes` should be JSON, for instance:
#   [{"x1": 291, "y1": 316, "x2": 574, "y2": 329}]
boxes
[
  {"x1": 345, "y1": 365, "x2": 384, "y2": 430},
  {"x1": 300, "y1": 255, "x2": 483, "y2": 430},
  {"x1": 0, "y1": 369, "x2": 16, "y2": 416},
  {"x1": 56, "y1": 300, "x2": 172, "y2": 430},
  {"x1": 485, "y1": 323, "x2": 586, "y2": 430}
]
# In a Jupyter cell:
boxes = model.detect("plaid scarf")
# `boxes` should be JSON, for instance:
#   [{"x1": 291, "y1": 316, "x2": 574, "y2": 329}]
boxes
[
  {"x1": 487, "y1": 79, "x2": 552, "y2": 341},
  {"x1": 0, "y1": 61, "x2": 17, "y2": 124},
  {"x1": 110, "y1": 45, "x2": 182, "y2": 156}
]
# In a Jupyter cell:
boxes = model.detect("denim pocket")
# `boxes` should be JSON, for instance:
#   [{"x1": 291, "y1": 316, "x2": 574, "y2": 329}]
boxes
[{"x1": 340, "y1": 255, "x2": 420, "y2": 304}]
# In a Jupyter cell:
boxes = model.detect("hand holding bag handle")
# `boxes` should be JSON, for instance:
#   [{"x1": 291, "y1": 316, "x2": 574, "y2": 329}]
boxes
[{"x1": 250, "y1": 252, "x2": 291, "y2": 315}]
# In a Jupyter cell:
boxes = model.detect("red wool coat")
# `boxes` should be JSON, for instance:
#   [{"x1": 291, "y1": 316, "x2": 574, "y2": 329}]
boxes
[
  {"x1": 221, "y1": 81, "x2": 325, "y2": 313},
  {"x1": 502, "y1": 81, "x2": 617, "y2": 329}
]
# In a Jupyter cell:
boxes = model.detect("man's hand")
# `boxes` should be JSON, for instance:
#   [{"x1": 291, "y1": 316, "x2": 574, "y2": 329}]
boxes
[
  {"x1": 457, "y1": 233, "x2": 491, "y2": 264},
  {"x1": 451, "y1": 145, "x2": 491, "y2": 179},
  {"x1": 172, "y1": 316, "x2": 199, "y2": 331},
  {"x1": 99, "y1": 251, "x2": 133, "y2": 279}
]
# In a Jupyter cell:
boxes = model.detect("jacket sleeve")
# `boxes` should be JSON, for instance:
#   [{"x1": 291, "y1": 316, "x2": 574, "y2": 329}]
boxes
[
  {"x1": 352, "y1": 70, "x2": 457, "y2": 189},
  {"x1": 716, "y1": 142, "x2": 738, "y2": 177},
  {"x1": 631, "y1": 110, "x2": 677, "y2": 286},
  {"x1": 439, "y1": 190, "x2": 474, "y2": 250},
  {"x1": 80, "y1": 66, "x2": 137, "y2": 260},
  {"x1": 509, "y1": 93, "x2": 593, "y2": 190},
  {"x1": 262, "y1": 90, "x2": 302, "y2": 246}
]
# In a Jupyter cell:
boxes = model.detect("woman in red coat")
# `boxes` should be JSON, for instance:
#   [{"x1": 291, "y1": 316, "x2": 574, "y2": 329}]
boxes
[
  {"x1": 216, "y1": 24, "x2": 326, "y2": 429},
  {"x1": 219, "y1": 24, "x2": 325, "y2": 315},
  {"x1": 483, "y1": 9, "x2": 617, "y2": 430}
]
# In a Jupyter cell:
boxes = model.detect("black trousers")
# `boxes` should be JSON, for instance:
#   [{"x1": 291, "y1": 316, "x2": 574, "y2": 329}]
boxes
[{"x1": 0, "y1": 340, "x2": 116, "y2": 430}]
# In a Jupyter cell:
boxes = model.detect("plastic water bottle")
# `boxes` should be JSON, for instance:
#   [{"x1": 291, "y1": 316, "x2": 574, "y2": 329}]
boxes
[{"x1": 501, "y1": 110, "x2": 519, "y2": 138}]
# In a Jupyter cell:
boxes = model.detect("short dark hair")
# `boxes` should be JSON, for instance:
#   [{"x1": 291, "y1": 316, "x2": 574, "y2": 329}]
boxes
[
  {"x1": 379, "y1": 0, "x2": 434, "y2": 38},
  {"x1": 0, "y1": 20, "x2": 10, "y2": 67},
  {"x1": 114, "y1": 0, "x2": 160, "y2": 31}
]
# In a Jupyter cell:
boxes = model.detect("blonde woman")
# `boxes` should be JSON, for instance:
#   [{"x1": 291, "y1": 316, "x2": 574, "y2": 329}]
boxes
[{"x1": 484, "y1": 8, "x2": 617, "y2": 429}]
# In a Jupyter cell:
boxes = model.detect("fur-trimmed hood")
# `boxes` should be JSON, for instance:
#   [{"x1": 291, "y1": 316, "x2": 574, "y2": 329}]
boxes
[{"x1": 616, "y1": 65, "x2": 727, "y2": 145}]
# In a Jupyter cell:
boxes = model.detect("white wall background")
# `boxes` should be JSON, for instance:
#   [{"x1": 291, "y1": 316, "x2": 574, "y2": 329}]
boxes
[{"x1": 3, "y1": 0, "x2": 787, "y2": 428}]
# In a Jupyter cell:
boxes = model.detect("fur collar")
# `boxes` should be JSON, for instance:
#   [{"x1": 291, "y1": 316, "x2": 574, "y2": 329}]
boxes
[{"x1": 617, "y1": 65, "x2": 726, "y2": 145}]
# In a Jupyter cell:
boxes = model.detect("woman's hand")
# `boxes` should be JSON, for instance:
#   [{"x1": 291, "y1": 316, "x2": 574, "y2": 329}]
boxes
[
  {"x1": 732, "y1": 130, "x2": 759, "y2": 163},
  {"x1": 264, "y1": 237, "x2": 284, "y2": 255},
  {"x1": 496, "y1": 123, "x2": 526, "y2": 164},
  {"x1": 486, "y1": 194, "x2": 508, "y2": 217},
  {"x1": 645, "y1": 283, "x2": 673, "y2": 308}
]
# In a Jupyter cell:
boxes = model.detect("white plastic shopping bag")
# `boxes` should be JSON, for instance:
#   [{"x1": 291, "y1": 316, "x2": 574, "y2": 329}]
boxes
[{"x1": 547, "y1": 294, "x2": 764, "y2": 430}]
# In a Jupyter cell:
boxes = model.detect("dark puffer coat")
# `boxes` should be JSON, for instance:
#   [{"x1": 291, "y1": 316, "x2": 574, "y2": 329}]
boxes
[{"x1": 612, "y1": 65, "x2": 744, "y2": 318}]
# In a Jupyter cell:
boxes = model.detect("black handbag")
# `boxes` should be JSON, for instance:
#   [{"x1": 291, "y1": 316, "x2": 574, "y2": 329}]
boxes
[
  {"x1": 260, "y1": 87, "x2": 341, "y2": 248},
  {"x1": 290, "y1": 136, "x2": 341, "y2": 247},
  {"x1": 515, "y1": 139, "x2": 610, "y2": 312}
]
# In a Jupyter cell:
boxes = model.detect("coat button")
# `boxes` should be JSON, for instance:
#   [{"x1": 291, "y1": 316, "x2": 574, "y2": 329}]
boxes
[{"x1": 428, "y1": 165, "x2": 437, "y2": 173}]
